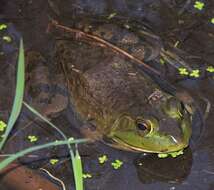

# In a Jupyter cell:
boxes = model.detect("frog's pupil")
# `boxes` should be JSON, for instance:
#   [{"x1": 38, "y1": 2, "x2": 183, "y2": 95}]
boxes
[{"x1": 137, "y1": 123, "x2": 147, "y2": 131}]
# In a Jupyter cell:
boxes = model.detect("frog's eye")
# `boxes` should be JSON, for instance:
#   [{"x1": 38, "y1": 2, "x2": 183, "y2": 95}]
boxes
[
  {"x1": 137, "y1": 122, "x2": 147, "y2": 131},
  {"x1": 136, "y1": 120, "x2": 152, "y2": 134}
]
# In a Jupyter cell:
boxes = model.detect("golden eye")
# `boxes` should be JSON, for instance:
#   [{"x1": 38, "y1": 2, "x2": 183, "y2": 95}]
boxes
[{"x1": 136, "y1": 119, "x2": 152, "y2": 133}]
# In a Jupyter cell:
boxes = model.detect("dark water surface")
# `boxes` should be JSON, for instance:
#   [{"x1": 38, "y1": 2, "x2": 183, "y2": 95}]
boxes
[{"x1": 0, "y1": 1, "x2": 214, "y2": 190}]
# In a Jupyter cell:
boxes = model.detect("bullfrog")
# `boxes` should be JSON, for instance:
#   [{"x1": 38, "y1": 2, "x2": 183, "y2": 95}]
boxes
[
  {"x1": 26, "y1": 20, "x2": 194, "y2": 154},
  {"x1": 50, "y1": 27, "x2": 193, "y2": 153}
]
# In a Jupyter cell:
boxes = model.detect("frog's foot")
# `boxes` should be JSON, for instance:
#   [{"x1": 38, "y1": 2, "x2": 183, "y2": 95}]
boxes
[{"x1": 25, "y1": 51, "x2": 68, "y2": 117}]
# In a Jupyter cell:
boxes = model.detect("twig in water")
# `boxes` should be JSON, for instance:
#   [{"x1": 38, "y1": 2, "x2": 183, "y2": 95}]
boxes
[
  {"x1": 47, "y1": 19, "x2": 161, "y2": 77},
  {"x1": 40, "y1": 167, "x2": 66, "y2": 190}
]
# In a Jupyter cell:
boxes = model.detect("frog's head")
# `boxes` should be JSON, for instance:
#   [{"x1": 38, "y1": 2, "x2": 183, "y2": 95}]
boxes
[{"x1": 107, "y1": 95, "x2": 192, "y2": 153}]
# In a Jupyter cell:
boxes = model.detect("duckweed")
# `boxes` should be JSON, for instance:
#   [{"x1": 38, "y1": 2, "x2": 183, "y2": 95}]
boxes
[
  {"x1": 0, "y1": 24, "x2": 7, "y2": 30},
  {"x1": 189, "y1": 69, "x2": 200, "y2": 78},
  {"x1": 0, "y1": 120, "x2": 7, "y2": 131},
  {"x1": 194, "y1": 1, "x2": 205, "y2": 10},
  {"x1": 83, "y1": 173, "x2": 92, "y2": 179},
  {"x1": 98, "y1": 154, "x2": 108, "y2": 164},
  {"x1": 28, "y1": 135, "x2": 38, "y2": 142},
  {"x1": 206, "y1": 66, "x2": 214, "y2": 73},
  {"x1": 178, "y1": 68, "x2": 189, "y2": 75},
  {"x1": 158, "y1": 149, "x2": 184, "y2": 158},
  {"x1": 50, "y1": 159, "x2": 59, "y2": 165},
  {"x1": 2, "y1": 36, "x2": 12, "y2": 43},
  {"x1": 111, "y1": 159, "x2": 123, "y2": 169}
]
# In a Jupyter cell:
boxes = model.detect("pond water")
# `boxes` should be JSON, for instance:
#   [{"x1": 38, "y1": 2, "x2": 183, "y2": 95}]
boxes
[{"x1": 0, "y1": 1, "x2": 214, "y2": 190}]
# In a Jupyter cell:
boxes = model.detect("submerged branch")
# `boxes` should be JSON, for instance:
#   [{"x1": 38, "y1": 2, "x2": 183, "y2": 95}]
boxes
[{"x1": 48, "y1": 19, "x2": 161, "y2": 77}]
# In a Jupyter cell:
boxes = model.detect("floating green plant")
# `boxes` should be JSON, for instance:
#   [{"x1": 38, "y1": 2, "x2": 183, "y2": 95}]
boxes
[
  {"x1": 0, "y1": 39, "x2": 87, "y2": 190},
  {"x1": 2, "y1": 36, "x2": 12, "y2": 43},
  {"x1": 194, "y1": 1, "x2": 205, "y2": 10},
  {"x1": 27, "y1": 135, "x2": 38, "y2": 143},
  {"x1": 83, "y1": 173, "x2": 92, "y2": 179},
  {"x1": 98, "y1": 154, "x2": 108, "y2": 164},
  {"x1": 206, "y1": 66, "x2": 214, "y2": 73},
  {"x1": 0, "y1": 24, "x2": 7, "y2": 31},
  {"x1": 111, "y1": 159, "x2": 123, "y2": 169},
  {"x1": 50, "y1": 159, "x2": 59, "y2": 165},
  {"x1": 189, "y1": 69, "x2": 200, "y2": 78},
  {"x1": 158, "y1": 149, "x2": 184, "y2": 158},
  {"x1": 0, "y1": 120, "x2": 7, "y2": 131},
  {"x1": 178, "y1": 67, "x2": 189, "y2": 75}
]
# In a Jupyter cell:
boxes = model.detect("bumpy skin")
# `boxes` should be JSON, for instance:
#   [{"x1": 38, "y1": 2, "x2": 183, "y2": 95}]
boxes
[
  {"x1": 53, "y1": 32, "x2": 192, "y2": 153},
  {"x1": 25, "y1": 51, "x2": 68, "y2": 117}
]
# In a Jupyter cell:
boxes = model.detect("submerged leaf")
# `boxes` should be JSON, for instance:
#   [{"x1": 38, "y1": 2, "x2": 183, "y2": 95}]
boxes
[{"x1": 0, "y1": 39, "x2": 25, "y2": 150}]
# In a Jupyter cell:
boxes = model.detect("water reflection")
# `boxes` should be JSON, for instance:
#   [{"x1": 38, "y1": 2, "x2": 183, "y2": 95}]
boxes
[{"x1": 135, "y1": 148, "x2": 192, "y2": 184}]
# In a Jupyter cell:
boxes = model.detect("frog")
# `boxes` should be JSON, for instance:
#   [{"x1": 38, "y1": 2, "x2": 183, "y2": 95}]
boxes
[
  {"x1": 26, "y1": 20, "x2": 194, "y2": 154},
  {"x1": 51, "y1": 34, "x2": 193, "y2": 154}
]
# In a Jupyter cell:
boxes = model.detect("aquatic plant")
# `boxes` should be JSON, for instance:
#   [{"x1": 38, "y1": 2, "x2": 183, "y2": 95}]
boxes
[
  {"x1": 194, "y1": 1, "x2": 205, "y2": 10},
  {"x1": 98, "y1": 154, "x2": 108, "y2": 164},
  {"x1": 111, "y1": 159, "x2": 123, "y2": 169},
  {"x1": 0, "y1": 39, "x2": 87, "y2": 190}
]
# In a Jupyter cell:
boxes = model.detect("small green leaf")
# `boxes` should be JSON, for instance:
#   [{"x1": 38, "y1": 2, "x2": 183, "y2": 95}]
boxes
[
  {"x1": 158, "y1": 149, "x2": 184, "y2": 158},
  {"x1": 206, "y1": 66, "x2": 214, "y2": 73},
  {"x1": 2, "y1": 36, "x2": 12, "y2": 43},
  {"x1": 189, "y1": 69, "x2": 200, "y2": 78},
  {"x1": 158, "y1": 153, "x2": 169, "y2": 158},
  {"x1": 83, "y1": 173, "x2": 92, "y2": 179},
  {"x1": 111, "y1": 159, "x2": 123, "y2": 169},
  {"x1": 170, "y1": 150, "x2": 184, "y2": 158},
  {"x1": 178, "y1": 67, "x2": 189, "y2": 75},
  {"x1": 0, "y1": 24, "x2": 7, "y2": 31},
  {"x1": 194, "y1": 1, "x2": 205, "y2": 10},
  {"x1": 27, "y1": 135, "x2": 38, "y2": 143},
  {"x1": 98, "y1": 155, "x2": 108, "y2": 164},
  {"x1": 0, "y1": 121, "x2": 7, "y2": 131},
  {"x1": 50, "y1": 159, "x2": 59, "y2": 165}
]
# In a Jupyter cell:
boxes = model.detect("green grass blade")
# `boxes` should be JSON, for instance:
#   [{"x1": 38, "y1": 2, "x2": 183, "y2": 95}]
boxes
[
  {"x1": 0, "y1": 138, "x2": 87, "y2": 170},
  {"x1": 23, "y1": 101, "x2": 86, "y2": 190},
  {"x1": 0, "y1": 39, "x2": 25, "y2": 150},
  {"x1": 23, "y1": 101, "x2": 68, "y2": 141},
  {"x1": 72, "y1": 148, "x2": 84, "y2": 190}
]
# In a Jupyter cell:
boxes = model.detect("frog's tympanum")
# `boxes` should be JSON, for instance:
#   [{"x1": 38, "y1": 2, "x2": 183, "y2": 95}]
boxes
[{"x1": 52, "y1": 32, "x2": 192, "y2": 153}]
